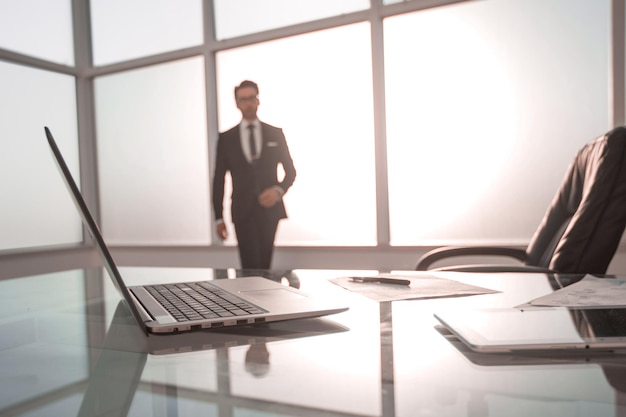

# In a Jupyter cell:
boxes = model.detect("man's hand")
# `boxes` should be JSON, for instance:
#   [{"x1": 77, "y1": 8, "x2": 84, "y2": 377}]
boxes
[
  {"x1": 258, "y1": 188, "x2": 282, "y2": 208},
  {"x1": 216, "y1": 222, "x2": 228, "y2": 240}
]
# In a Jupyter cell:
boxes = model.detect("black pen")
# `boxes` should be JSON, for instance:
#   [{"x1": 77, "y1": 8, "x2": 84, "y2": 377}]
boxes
[{"x1": 349, "y1": 276, "x2": 411, "y2": 286}]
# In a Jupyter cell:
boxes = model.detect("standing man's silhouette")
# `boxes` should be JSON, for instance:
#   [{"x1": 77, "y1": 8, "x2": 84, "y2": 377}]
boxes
[{"x1": 212, "y1": 80, "x2": 296, "y2": 269}]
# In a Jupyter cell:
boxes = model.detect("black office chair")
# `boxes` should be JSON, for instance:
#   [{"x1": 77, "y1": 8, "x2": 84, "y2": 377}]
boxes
[{"x1": 416, "y1": 126, "x2": 626, "y2": 274}]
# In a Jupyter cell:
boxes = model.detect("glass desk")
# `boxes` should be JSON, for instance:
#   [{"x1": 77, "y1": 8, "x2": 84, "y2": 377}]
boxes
[{"x1": 1, "y1": 267, "x2": 626, "y2": 416}]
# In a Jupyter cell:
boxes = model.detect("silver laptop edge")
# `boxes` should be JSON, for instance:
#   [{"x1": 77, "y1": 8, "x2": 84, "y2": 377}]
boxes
[{"x1": 45, "y1": 126, "x2": 151, "y2": 335}]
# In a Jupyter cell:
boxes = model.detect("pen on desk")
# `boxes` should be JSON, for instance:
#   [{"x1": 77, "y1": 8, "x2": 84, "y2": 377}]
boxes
[{"x1": 349, "y1": 277, "x2": 411, "y2": 286}]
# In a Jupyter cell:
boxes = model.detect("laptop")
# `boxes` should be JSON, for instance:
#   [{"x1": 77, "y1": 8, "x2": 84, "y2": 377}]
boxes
[
  {"x1": 44, "y1": 126, "x2": 349, "y2": 335},
  {"x1": 434, "y1": 306, "x2": 626, "y2": 353}
]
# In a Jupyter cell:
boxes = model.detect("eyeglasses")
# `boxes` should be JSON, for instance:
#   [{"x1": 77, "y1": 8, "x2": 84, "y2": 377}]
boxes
[{"x1": 237, "y1": 95, "x2": 258, "y2": 103}]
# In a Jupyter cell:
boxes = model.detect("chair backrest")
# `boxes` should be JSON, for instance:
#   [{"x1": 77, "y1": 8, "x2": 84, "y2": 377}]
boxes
[{"x1": 525, "y1": 127, "x2": 626, "y2": 274}]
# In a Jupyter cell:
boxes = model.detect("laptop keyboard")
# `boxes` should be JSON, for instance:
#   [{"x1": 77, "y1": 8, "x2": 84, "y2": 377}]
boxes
[{"x1": 146, "y1": 281, "x2": 266, "y2": 322}]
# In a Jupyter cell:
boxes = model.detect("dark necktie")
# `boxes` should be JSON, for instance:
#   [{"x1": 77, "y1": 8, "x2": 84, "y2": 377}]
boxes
[{"x1": 248, "y1": 124, "x2": 258, "y2": 160}]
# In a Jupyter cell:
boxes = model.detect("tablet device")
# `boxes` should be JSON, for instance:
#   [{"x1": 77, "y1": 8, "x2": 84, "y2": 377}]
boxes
[{"x1": 434, "y1": 307, "x2": 626, "y2": 353}]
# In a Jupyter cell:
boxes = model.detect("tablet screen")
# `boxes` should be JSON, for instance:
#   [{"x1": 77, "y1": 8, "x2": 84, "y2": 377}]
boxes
[{"x1": 434, "y1": 307, "x2": 626, "y2": 352}]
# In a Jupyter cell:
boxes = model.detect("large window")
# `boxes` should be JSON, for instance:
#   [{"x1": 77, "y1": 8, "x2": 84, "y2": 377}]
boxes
[
  {"x1": 216, "y1": 23, "x2": 377, "y2": 246},
  {"x1": 0, "y1": 0, "x2": 620, "y2": 257},
  {"x1": 90, "y1": 0, "x2": 203, "y2": 66},
  {"x1": 385, "y1": 0, "x2": 610, "y2": 245},
  {"x1": 0, "y1": 0, "x2": 74, "y2": 66},
  {"x1": 95, "y1": 57, "x2": 210, "y2": 245},
  {"x1": 213, "y1": 0, "x2": 369, "y2": 40},
  {"x1": 0, "y1": 61, "x2": 81, "y2": 251}
]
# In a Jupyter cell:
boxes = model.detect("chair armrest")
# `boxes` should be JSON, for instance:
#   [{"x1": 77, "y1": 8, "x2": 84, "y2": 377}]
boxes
[{"x1": 416, "y1": 246, "x2": 528, "y2": 271}]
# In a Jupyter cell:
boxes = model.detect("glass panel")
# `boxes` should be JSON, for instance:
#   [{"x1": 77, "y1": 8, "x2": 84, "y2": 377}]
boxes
[
  {"x1": 0, "y1": 61, "x2": 81, "y2": 250},
  {"x1": 95, "y1": 57, "x2": 210, "y2": 245},
  {"x1": 385, "y1": 0, "x2": 610, "y2": 245},
  {"x1": 215, "y1": 23, "x2": 376, "y2": 246},
  {"x1": 0, "y1": 0, "x2": 74, "y2": 66},
  {"x1": 213, "y1": 0, "x2": 369, "y2": 40},
  {"x1": 0, "y1": 270, "x2": 87, "y2": 413},
  {"x1": 90, "y1": 0, "x2": 203, "y2": 66}
]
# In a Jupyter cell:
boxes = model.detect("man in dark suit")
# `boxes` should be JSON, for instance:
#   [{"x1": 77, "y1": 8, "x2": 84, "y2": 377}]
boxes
[{"x1": 212, "y1": 80, "x2": 297, "y2": 269}]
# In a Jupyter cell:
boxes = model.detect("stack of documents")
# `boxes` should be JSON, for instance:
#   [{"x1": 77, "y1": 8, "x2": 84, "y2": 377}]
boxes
[{"x1": 524, "y1": 275, "x2": 626, "y2": 308}]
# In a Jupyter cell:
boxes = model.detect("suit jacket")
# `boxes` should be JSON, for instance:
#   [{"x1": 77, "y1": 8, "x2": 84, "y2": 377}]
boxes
[{"x1": 212, "y1": 121, "x2": 296, "y2": 225}]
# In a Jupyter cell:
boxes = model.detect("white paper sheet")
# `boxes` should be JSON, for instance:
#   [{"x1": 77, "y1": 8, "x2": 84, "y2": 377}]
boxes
[
  {"x1": 330, "y1": 273, "x2": 498, "y2": 302},
  {"x1": 527, "y1": 275, "x2": 626, "y2": 307}
]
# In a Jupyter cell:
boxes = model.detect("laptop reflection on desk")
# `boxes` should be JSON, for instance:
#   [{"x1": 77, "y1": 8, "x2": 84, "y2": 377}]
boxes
[{"x1": 78, "y1": 301, "x2": 348, "y2": 416}]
